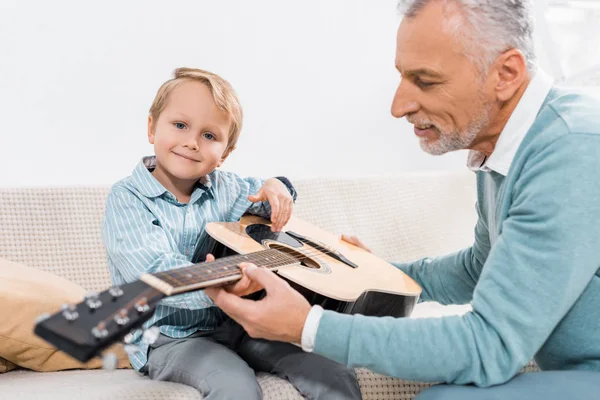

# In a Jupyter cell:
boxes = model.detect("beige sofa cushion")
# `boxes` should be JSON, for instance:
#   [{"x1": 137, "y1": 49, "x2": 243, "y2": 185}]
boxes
[{"x1": 0, "y1": 258, "x2": 131, "y2": 372}]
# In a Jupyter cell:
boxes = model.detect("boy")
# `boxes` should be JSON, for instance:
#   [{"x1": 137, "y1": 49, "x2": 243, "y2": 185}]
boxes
[{"x1": 102, "y1": 68, "x2": 361, "y2": 400}]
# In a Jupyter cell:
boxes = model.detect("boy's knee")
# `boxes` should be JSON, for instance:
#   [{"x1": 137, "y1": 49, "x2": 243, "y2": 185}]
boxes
[{"x1": 201, "y1": 368, "x2": 261, "y2": 400}]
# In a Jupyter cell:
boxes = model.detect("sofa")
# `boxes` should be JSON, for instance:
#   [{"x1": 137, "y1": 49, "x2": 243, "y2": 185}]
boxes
[{"x1": 0, "y1": 171, "x2": 537, "y2": 399}]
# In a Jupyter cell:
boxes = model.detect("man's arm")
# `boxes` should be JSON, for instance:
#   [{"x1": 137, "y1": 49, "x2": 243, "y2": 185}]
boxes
[
  {"x1": 394, "y1": 200, "x2": 491, "y2": 305},
  {"x1": 313, "y1": 135, "x2": 600, "y2": 386},
  {"x1": 102, "y1": 187, "x2": 213, "y2": 310}
]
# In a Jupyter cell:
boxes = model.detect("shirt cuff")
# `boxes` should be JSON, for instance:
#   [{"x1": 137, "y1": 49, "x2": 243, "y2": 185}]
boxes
[
  {"x1": 275, "y1": 176, "x2": 297, "y2": 202},
  {"x1": 301, "y1": 305, "x2": 324, "y2": 352}
]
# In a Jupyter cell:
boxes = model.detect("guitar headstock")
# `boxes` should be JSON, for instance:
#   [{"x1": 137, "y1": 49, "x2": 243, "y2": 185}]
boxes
[{"x1": 34, "y1": 280, "x2": 164, "y2": 362}]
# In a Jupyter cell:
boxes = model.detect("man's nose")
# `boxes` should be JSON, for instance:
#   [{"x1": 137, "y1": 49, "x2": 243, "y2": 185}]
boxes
[{"x1": 391, "y1": 80, "x2": 419, "y2": 118}]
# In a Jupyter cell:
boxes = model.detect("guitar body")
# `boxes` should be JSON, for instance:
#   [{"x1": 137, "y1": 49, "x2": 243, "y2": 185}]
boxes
[{"x1": 204, "y1": 215, "x2": 421, "y2": 318}]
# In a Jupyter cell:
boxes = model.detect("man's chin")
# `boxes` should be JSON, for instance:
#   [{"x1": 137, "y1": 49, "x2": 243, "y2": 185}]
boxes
[{"x1": 419, "y1": 138, "x2": 452, "y2": 156}]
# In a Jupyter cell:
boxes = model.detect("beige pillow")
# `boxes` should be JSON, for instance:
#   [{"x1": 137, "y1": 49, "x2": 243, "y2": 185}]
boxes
[{"x1": 0, "y1": 258, "x2": 131, "y2": 372}]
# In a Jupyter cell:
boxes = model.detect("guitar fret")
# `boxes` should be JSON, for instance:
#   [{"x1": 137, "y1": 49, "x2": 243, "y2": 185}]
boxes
[
  {"x1": 153, "y1": 272, "x2": 184, "y2": 287},
  {"x1": 150, "y1": 249, "x2": 298, "y2": 290}
]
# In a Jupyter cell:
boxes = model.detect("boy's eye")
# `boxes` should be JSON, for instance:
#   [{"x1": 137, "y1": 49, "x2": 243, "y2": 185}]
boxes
[
  {"x1": 174, "y1": 122, "x2": 187, "y2": 130},
  {"x1": 203, "y1": 132, "x2": 215, "y2": 140}
]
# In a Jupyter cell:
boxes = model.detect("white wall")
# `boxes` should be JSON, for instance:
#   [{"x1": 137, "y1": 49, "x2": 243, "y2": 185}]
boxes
[
  {"x1": 0, "y1": 0, "x2": 469, "y2": 187},
  {"x1": 0, "y1": 0, "x2": 597, "y2": 187}
]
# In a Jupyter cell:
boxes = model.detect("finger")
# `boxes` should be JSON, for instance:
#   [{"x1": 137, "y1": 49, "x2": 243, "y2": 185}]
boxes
[
  {"x1": 269, "y1": 197, "x2": 281, "y2": 231},
  {"x1": 225, "y1": 276, "x2": 250, "y2": 295},
  {"x1": 204, "y1": 286, "x2": 220, "y2": 300},
  {"x1": 240, "y1": 263, "x2": 265, "y2": 293},
  {"x1": 205, "y1": 253, "x2": 215, "y2": 262},
  {"x1": 248, "y1": 189, "x2": 264, "y2": 203},
  {"x1": 209, "y1": 286, "x2": 257, "y2": 323},
  {"x1": 341, "y1": 234, "x2": 372, "y2": 252},
  {"x1": 275, "y1": 195, "x2": 287, "y2": 231},
  {"x1": 280, "y1": 198, "x2": 292, "y2": 228},
  {"x1": 341, "y1": 234, "x2": 358, "y2": 245},
  {"x1": 243, "y1": 264, "x2": 285, "y2": 290}
]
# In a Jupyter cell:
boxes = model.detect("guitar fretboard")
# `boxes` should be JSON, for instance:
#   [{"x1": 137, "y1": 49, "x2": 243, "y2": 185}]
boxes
[{"x1": 148, "y1": 249, "x2": 298, "y2": 293}]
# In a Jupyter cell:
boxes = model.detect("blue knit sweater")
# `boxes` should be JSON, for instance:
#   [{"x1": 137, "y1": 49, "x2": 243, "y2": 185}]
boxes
[{"x1": 313, "y1": 88, "x2": 600, "y2": 387}]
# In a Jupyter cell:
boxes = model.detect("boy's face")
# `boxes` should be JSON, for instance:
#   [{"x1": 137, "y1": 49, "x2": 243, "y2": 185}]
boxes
[{"x1": 148, "y1": 80, "x2": 231, "y2": 183}]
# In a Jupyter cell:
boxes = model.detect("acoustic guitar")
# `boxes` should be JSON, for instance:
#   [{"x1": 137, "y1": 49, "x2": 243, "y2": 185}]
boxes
[{"x1": 34, "y1": 215, "x2": 421, "y2": 363}]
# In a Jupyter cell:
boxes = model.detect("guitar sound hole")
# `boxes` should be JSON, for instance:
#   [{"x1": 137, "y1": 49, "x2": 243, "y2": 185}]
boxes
[{"x1": 264, "y1": 243, "x2": 321, "y2": 270}]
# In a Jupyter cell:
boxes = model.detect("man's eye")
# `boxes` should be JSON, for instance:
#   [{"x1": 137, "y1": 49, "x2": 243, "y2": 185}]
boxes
[
  {"x1": 174, "y1": 122, "x2": 186, "y2": 130},
  {"x1": 415, "y1": 79, "x2": 436, "y2": 89},
  {"x1": 203, "y1": 132, "x2": 215, "y2": 140}
]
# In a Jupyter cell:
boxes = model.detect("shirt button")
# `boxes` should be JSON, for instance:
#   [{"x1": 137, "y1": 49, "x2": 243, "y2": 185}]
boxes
[{"x1": 185, "y1": 249, "x2": 191, "y2": 255}]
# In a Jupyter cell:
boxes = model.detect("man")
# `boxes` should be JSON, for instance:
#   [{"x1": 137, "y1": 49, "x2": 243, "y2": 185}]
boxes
[{"x1": 205, "y1": 0, "x2": 600, "y2": 398}]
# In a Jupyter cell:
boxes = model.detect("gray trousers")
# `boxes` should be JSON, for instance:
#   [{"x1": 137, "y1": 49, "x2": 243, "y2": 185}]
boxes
[
  {"x1": 416, "y1": 370, "x2": 600, "y2": 400},
  {"x1": 142, "y1": 318, "x2": 361, "y2": 400}
]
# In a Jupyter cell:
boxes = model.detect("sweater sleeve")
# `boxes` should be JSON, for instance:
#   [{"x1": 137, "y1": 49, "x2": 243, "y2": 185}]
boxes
[
  {"x1": 394, "y1": 190, "x2": 491, "y2": 305},
  {"x1": 314, "y1": 135, "x2": 600, "y2": 386}
]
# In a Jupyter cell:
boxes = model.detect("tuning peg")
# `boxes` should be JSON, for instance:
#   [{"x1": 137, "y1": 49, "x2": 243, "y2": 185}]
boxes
[
  {"x1": 134, "y1": 297, "x2": 150, "y2": 313},
  {"x1": 85, "y1": 291, "x2": 102, "y2": 310},
  {"x1": 91, "y1": 321, "x2": 108, "y2": 339},
  {"x1": 35, "y1": 313, "x2": 50, "y2": 324},
  {"x1": 113, "y1": 309, "x2": 130, "y2": 326},
  {"x1": 122, "y1": 330, "x2": 137, "y2": 344},
  {"x1": 108, "y1": 286, "x2": 124, "y2": 299},
  {"x1": 102, "y1": 352, "x2": 118, "y2": 370},
  {"x1": 141, "y1": 326, "x2": 160, "y2": 345},
  {"x1": 61, "y1": 303, "x2": 79, "y2": 321}
]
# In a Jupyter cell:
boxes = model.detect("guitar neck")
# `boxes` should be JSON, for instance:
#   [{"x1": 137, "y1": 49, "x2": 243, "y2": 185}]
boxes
[{"x1": 140, "y1": 249, "x2": 299, "y2": 296}]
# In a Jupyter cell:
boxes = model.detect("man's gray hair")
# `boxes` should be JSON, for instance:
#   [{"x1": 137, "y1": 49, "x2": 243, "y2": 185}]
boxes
[{"x1": 398, "y1": 0, "x2": 537, "y2": 74}]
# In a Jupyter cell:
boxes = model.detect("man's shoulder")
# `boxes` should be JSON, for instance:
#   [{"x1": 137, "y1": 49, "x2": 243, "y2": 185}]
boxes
[
  {"x1": 517, "y1": 87, "x2": 600, "y2": 161},
  {"x1": 541, "y1": 87, "x2": 600, "y2": 137},
  {"x1": 509, "y1": 88, "x2": 600, "y2": 182}
]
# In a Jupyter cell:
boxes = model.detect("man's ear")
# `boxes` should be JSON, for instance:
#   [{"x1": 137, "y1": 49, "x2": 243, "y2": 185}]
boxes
[
  {"x1": 493, "y1": 48, "x2": 528, "y2": 102},
  {"x1": 148, "y1": 115, "x2": 155, "y2": 144}
]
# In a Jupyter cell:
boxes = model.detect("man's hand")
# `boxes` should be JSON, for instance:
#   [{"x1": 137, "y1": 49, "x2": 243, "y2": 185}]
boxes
[
  {"x1": 341, "y1": 234, "x2": 372, "y2": 253},
  {"x1": 248, "y1": 178, "x2": 293, "y2": 232},
  {"x1": 204, "y1": 255, "x2": 263, "y2": 297},
  {"x1": 205, "y1": 264, "x2": 311, "y2": 344}
]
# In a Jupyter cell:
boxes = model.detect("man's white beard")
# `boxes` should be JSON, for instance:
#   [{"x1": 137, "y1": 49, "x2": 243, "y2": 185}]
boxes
[{"x1": 420, "y1": 104, "x2": 490, "y2": 156}]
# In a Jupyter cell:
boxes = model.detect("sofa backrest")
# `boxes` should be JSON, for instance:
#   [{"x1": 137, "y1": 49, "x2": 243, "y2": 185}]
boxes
[{"x1": 0, "y1": 171, "x2": 476, "y2": 291}]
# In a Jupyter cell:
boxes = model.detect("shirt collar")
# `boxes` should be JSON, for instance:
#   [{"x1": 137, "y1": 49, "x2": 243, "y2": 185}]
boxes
[
  {"x1": 132, "y1": 156, "x2": 214, "y2": 202},
  {"x1": 467, "y1": 68, "x2": 554, "y2": 176}
]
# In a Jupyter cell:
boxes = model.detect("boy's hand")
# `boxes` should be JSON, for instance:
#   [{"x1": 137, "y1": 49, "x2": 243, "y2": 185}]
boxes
[
  {"x1": 248, "y1": 178, "x2": 293, "y2": 232},
  {"x1": 204, "y1": 256, "x2": 263, "y2": 297}
]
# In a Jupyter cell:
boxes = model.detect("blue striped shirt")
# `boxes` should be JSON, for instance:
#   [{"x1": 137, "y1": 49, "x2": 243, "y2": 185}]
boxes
[{"x1": 102, "y1": 156, "x2": 275, "y2": 371}]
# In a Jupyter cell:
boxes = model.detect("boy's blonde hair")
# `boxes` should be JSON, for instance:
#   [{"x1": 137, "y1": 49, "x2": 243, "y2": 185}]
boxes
[{"x1": 149, "y1": 67, "x2": 243, "y2": 158}]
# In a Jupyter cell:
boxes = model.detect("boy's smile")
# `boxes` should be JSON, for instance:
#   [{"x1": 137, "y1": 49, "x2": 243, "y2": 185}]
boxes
[
  {"x1": 148, "y1": 80, "x2": 231, "y2": 202},
  {"x1": 172, "y1": 151, "x2": 201, "y2": 163}
]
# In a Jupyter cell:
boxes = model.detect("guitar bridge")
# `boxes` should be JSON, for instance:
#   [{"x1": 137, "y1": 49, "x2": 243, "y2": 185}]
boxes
[{"x1": 286, "y1": 231, "x2": 358, "y2": 269}]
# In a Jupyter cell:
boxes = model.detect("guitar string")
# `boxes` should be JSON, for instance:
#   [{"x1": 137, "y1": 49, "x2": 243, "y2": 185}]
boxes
[{"x1": 156, "y1": 244, "x2": 363, "y2": 287}]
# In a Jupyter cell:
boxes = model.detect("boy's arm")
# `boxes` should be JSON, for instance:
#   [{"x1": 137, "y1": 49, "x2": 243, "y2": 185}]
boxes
[
  {"x1": 102, "y1": 187, "x2": 213, "y2": 310},
  {"x1": 224, "y1": 173, "x2": 297, "y2": 219}
]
